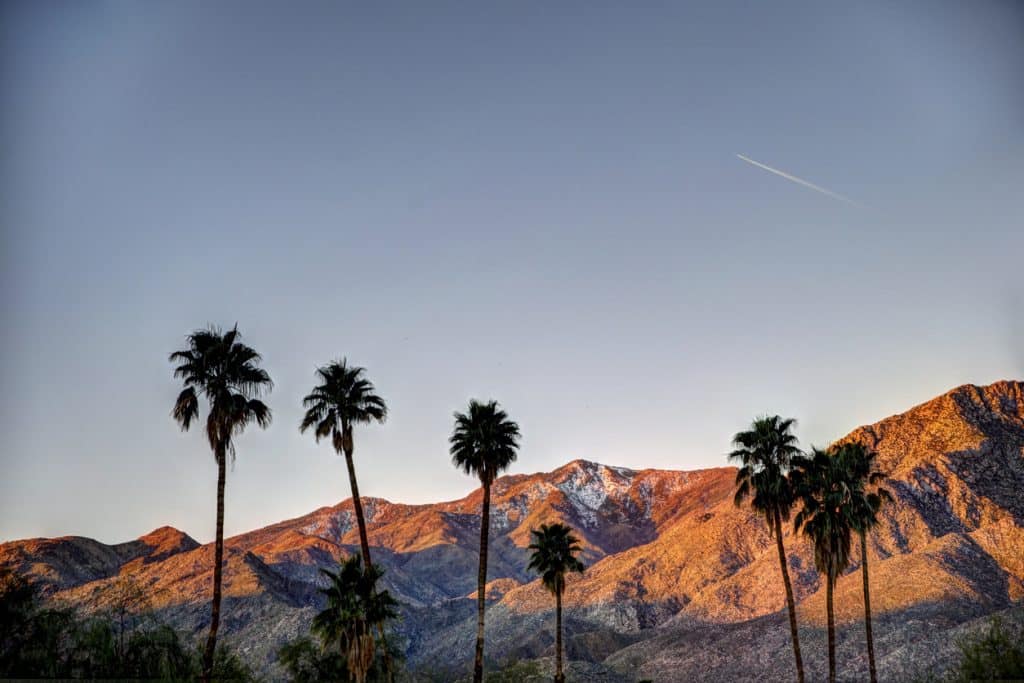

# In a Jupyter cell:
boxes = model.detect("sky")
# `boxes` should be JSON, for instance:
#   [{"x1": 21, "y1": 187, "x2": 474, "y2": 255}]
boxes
[{"x1": 2, "y1": 1, "x2": 1022, "y2": 544}]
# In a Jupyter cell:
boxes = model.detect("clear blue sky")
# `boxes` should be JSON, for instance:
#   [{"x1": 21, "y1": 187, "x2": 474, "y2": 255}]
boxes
[{"x1": 2, "y1": 1, "x2": 1022, "y2": 543}]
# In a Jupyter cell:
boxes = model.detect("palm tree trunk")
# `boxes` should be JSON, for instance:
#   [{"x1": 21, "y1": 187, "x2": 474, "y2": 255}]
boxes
[
  {"x1": 473, "y1": 483, "x2": 491, "y2": 683},
  {"x1": 201, "y1": 449, "x2": 226, "y2": 682},
  {"x1": 827, "y1": 574, "x2": 836, "y2": 683},
  {"x1": 344, "y1": 438, "x2": 373, "y2": 568},
  {"x1": 344, "y1": 437, "x2": 393, "y2": 683},
  {"x1": 861, "y1": 531, "x2": 877, "y2": 683},
  {"x1": 555, "y1": 587, "x2": 565, "y2": 683},
  {"x1": 773, "y1": 510, "x2": 805, "y2": 683}
]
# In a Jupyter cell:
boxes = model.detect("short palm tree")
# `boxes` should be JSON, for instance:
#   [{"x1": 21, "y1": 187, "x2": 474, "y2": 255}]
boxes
[
  {"x1": 835, "y1": 442, "x2": 892, "y2": 683},
  {"x1": 313, "y1": 555, "x2": 398, "y2": 683},
  {"x1": 528, "y1": 523, "x2": 585, "y2": 683},
  {"x1": 169, "y1": 325, "x2": 271, "y2": 681},
  {"x1": 300, "y1": 359, "x2": 387, "y2": 568},
  {"x1": 792, "y1": 447, "x2": 855, "y2": 683},
  {"x1": 450, "y1": 400, "x2": 521, "y2": 683},
  {"x1": 729, "y1": 415, "x2": 806, "y2": 683}
]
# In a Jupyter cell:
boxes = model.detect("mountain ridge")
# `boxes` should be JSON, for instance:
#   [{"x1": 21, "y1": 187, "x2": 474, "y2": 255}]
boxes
[{"x1": 2, "y1": 379, "x2": 1022, "y2": 680}]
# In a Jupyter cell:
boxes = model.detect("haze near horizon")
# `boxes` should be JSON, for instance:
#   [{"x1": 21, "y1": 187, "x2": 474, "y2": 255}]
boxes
[{"x1": 1, "y1": 1, "x2": 1022, "y2": 544}]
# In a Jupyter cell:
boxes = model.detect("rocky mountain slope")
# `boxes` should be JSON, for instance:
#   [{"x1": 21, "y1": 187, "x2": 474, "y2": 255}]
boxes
[{"x1": 2, "y1": 380, "x2": 1022, "y2": 680}]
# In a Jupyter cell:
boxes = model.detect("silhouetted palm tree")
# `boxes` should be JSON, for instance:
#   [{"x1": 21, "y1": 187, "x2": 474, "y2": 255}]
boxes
[
  {"x1": 300, "y1": 359, "x2": 387, "y2": 568},
  {"x1": 312, "y1": 555, "x2": 398, "y2": 683},
  {"x1": 836, "y1": 442, "x2": 892, "y2": 683},
  {"x1": 528, "y1": 523, "x2": 585, "y2": 683},
  {"x1": 450, "y1": 400, "x2": 520, "y2": 683},
  {"x1": 729, "y1": 415, "x2": 806, "y2": 683},
  {"x1": 793, "y1": 447, "x2": 855, "y2": 683},
  {"x1": 169, "y1": 325, "x2": 271, "y2": 681}
]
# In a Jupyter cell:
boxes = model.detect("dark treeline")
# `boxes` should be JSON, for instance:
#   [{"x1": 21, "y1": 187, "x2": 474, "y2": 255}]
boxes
[{"x1": 0, "y1": 566, "x2": 251, "y2": 680}]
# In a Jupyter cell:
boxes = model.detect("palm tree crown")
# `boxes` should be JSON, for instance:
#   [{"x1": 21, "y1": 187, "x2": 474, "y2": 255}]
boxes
[
  {"x1": 729, "y1": 415, "x2": 803, "y2": 533},
  {"x1": 300, "y1": 359, "x2": 387, "y2": 454},
  {"x1": 528, "y1": 523, "x2": 585, "y2": 595},
  {"x1": 170, "y1": 325, "x2": 272, "y2": 459},
  {"x1": 792, "y1": 447, "x2": 855, "y2": 581},
  {"x1": 836, "y1": 442, "x2": 892, "y2": 536},
  {"x1": 449, "y1": 400, "x2": 520, "y2": 487}
]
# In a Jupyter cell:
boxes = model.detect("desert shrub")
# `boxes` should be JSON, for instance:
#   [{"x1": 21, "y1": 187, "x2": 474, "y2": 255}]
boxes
[
  {"x1": 485, "y1": 659, "x2": 545, "y2": 682},
  {"x1": 948, "y1": 616, "x2": 1024, "y2": 682},
  {"x1": 279, "y1": 636, "x2": 349, "y2": 680}
]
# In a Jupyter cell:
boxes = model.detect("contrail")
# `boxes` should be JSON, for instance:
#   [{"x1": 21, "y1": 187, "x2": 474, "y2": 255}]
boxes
[{"x1": 737, "y1": 154, "x2": 863, "y2": 207}]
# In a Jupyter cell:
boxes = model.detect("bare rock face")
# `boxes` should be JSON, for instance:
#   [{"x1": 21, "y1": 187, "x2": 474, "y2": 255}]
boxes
[
  {"x1": 2, "y1": 380, "x2": 1022, "y2": 679},
  {"x1": 0, "y1": 526, "x2": 199, "y2": 595}
]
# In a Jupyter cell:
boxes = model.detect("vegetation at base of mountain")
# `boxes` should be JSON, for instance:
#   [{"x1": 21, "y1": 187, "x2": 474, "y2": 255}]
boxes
[
  {"x1": 948, "y1": 616, "x2": 1024, "y2": 682},
  {"x1": 907, "y1": 616, "x2": 1024, "y2": 683},
  {"x1": 278, "y1": 554, "x2": 400, "y2": 683},
  {"x1": 406, "y1": 658, "x2": 549, "y2": 682},
  {"x1": 278, "y1": 635, "x2": 404, "y2": 682},
  {"x1": 482, "y1": 659, "x2": 544, "y2": 681},
  {"x1": 0, "y1": 566, "x2": 253, "y2": 680}
]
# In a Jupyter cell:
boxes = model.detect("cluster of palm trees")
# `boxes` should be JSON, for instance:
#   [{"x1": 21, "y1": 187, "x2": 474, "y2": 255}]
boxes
[
  {"x1": 730, "y1": 416, "x2": 891, "y2": 683},
  {"x1": 170, "y1": 325, "x2": 886, "y2": 683},
  {"x1": 170, "y1": 326, "x2": 585, "y2": 682}
]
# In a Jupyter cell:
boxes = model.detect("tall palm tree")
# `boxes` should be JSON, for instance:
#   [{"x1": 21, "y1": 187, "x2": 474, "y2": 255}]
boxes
[
  {"x1": 793, "y1": 447, "x2": 855, "y2": 683},
  {"x1": 835, "y1": 442, "x2": 892, "y2": 683},
  {"x1": 729, "y1": 415, "x2": 806, "y2": 683},
  {"x1": 312, "y1": 555, "x2": 398, "y2": 683},
  {"x1": 450, "y1": 399, "x2": 521, "y2": 683},
  {"x1": 528, "y1": 523, "x2": 585, "y2": 683},
  {"x1": 169, "y1": 325, "x2": 271, "y2": 681},
  {"x1": 300, "y1": 359, "x2": 387, "y2": 568}
]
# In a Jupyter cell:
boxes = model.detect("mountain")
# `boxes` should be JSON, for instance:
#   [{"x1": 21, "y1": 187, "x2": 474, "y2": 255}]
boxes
[{"x1": 2, "y1": 380, "x2": 1022, "y2": 680}]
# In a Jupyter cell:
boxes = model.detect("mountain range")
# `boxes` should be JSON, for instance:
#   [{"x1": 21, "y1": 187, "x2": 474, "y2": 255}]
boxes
[{"x1": 2, "y1": 380, "x2": 1023, "y2": 680}]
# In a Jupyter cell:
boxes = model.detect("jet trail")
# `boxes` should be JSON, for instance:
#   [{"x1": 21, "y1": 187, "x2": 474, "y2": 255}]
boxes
[{"x1": 737, "y1": 154, "x2": 862, "y2": 207}]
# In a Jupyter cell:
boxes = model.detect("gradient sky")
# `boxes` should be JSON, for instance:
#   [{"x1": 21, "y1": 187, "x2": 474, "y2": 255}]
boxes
[{"x1": 2, "y1": 1, "x2": 1022, "y2": 544}]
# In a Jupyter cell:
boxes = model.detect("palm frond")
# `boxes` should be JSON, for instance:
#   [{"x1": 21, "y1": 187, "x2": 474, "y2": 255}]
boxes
[
  {"x1": 171, "y1": 388, "x2": 199, "y2": 431},
  {"x1": 169, "y1": 325, "x2": 272, "y2": 462},
  {"x1": 728, "y1": 415, "x2": 802, "y2": 528},
  {"x1": 528, "y1": 523, "x2": 586, "y2": 596},
  {"x1": 300, "y1": 359, "x2": 387, "y2": 451},
  {"x1": 450, "y1": 399, "x2": 520, "y2": 486}
]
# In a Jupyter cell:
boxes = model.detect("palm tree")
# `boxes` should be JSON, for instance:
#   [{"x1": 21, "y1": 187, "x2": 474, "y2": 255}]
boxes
[
  {"x1": 528, "y1": 523, "x2": 585, "y2": 683},
  {"x1": 792, "y1": 447, "x2": 855, "y2": 683},
  {"x1": 300, "y1": 359, "x2": 387, "y2": 569},
  {"x1": 835, "y1": 442, "x2": 892, "y2": 683},
  {"x1": 450, "y1": 400, "x2": 521, "y2": 683},
  {"x1": 729, "y1": 415, "x2": 806, "y2": 683},
  {"x1": 169, "y1": 325, "x2": 271, "y2": 681},
  {"x1": 312, "y1": 555, "x2": 398, "y2": 683}
]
